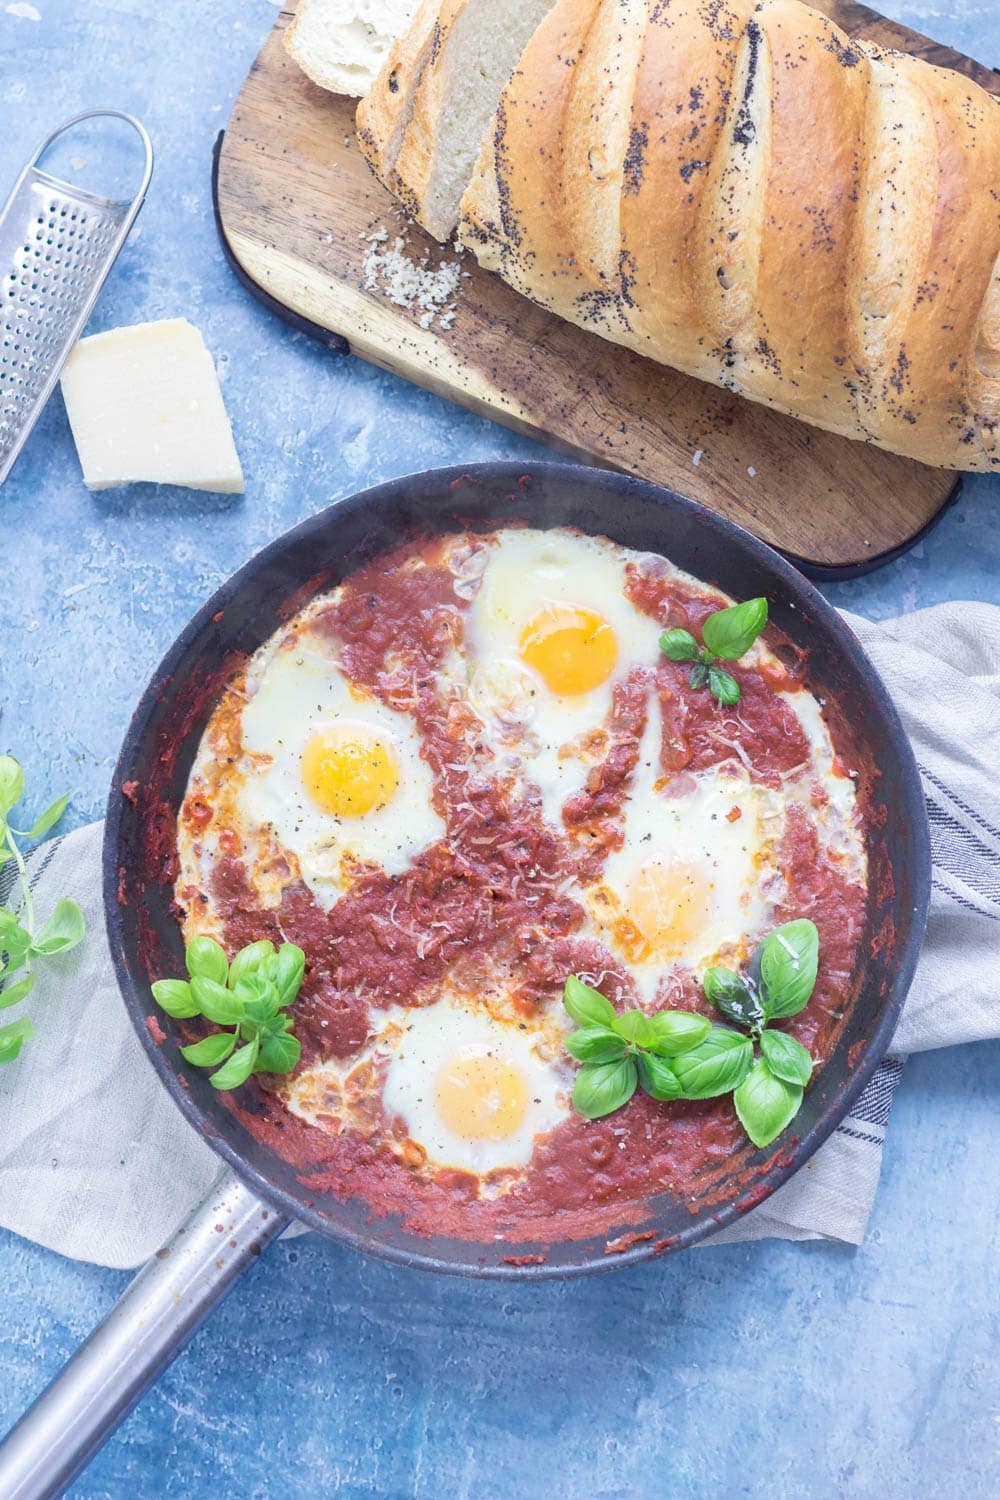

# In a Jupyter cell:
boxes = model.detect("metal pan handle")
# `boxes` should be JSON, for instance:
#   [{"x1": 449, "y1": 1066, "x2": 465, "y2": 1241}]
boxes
[{"x1": 0, "y1": 1168, "x2": 289, "y2": 1499}]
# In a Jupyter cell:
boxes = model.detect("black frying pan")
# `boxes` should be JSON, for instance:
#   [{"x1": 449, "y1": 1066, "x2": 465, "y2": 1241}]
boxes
[{"x1": 0, "y1": 462, "x2": 930, "y2": 1496}]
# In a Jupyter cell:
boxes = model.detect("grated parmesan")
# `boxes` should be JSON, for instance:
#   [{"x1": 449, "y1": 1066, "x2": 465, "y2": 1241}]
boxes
[{"x1": 361, "y1": 227, "x2": 462, "y2": 331}]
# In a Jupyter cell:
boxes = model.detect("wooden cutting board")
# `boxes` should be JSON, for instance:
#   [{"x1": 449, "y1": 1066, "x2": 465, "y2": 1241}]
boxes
[{"x1": 215, "y1": 2, "x2": 999, "y2": 575}]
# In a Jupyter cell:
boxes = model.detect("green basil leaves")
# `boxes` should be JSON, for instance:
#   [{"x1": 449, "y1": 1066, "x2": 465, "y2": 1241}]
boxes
[
  {"x1": 562, "y1": 917, "x2": 820, "y2": 1150},
  {"x1": 563, "y1": 978, "x2": 713, "y2": 1119},
  {"x1": 758, "y1": 1028, "x2": 813, "y2": 1086},
  {"x1": 0, "y1": 757, "x2": 84, "y2": 1066},
  {"x1": 757, "y1": 919, "x2": 819, "y2": 1020},
  {"x1": 671, "y1": 1027, "x2": 754, "y2": 1099},
  {"x1": 154, "y1": 936, "x2": 305, "y2": 1091},
  {"x1": 563, "y1": 974, "x2": 617, "y2": 1029},
  {"x1": 573, "y1": 1058, "x2": 637, "y2": 1119},
  {"x1": 659, "y1": 596, "x2": 768, "y2": 706},
  {"x1": 734, "y1": 1059, "x2": 803, "y2": 1149},
  {"x1": 702, "y1": 966, "x2": 764, "y2": 1032},
  {"x1": 701, "y1": 598, "x2": 769, "y2": 660}
]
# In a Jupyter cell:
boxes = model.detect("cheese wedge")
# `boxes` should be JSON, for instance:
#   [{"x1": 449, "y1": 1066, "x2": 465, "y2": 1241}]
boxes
[{"x1": 60, "y1": 319, "x2": 244, "y2": 493}]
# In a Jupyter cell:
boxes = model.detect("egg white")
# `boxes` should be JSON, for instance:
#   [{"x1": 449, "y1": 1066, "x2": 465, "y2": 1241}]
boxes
[
  {"x1": 288, "y1": 992, "x2": 572, "y2": 1180},
  {"x1": 237, "y1": 628, "x2": 445, "y2": 909},
  {"x1": 580, "y1": 694, "x2": 783, "y2": 999},
  {"x1": 459, "y1": 529, "x2": 661, "y2": 828}
]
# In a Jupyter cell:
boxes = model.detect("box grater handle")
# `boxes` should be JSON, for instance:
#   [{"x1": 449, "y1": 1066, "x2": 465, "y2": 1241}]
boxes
[
  {"x1": 28, "y1": 108, "x2": 154, "y2": 201},
  {"x1": 0, "y1": 109, "x2": 154, "y2": 485}
]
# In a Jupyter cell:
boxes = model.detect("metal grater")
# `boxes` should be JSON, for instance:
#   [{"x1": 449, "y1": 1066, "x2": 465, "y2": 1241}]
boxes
[{"x1": 0, "y1": 108, "x2": 153, "y2": 485}]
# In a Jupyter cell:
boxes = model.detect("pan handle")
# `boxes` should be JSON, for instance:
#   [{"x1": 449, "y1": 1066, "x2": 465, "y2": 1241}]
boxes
[{"x1": 0, "y1": 1167, "x2": 290, "y2": 1499}]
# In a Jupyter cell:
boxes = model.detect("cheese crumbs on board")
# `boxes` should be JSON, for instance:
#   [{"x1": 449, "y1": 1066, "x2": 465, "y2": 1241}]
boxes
[{"x1": 361, "y1": 227, "x2": 462, "y2": 330}]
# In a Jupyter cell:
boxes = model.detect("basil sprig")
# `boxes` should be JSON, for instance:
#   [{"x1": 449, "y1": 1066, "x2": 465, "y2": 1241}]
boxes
[
  {"x1": 562, "y1": 918, "x2": 819, "y2": 1149},
  {"x1": 702, "y1": 919, "x2": 817, "y2": 1146},
  {"x1": 0, "y1": 756, "x2": 84, "y2": 1064},
  {"x1": 153, "y1": 936, "x2": 305, "y2": 1090},
  {"x1": 659, "y1": 597, "x2": 768, "y2": 706},
  {"x1": 564, "y1": 975, "x2": 710, "y2": 1118}
]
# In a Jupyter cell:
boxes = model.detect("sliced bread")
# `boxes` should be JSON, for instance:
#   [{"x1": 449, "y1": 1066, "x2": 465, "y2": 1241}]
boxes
[
  {"x1": 355, "y1": 0, "x2": 444, "y2": 190},
  {"x1": 284, "y1": 0, "x2": 418, "y2": 98},
  {"x1": 382, "y1": 0, "x2": 557, "y2": 241}
]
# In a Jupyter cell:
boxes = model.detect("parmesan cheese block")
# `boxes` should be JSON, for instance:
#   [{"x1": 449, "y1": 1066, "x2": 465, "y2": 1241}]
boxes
[{"x1": 59, "y1": 319, "x2": 244, "y2": 493}]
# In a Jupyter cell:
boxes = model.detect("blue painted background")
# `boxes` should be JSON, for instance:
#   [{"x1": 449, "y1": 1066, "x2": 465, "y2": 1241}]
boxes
[{"x1": 1, "y1": 2, "x2": 997, "y2": 1495}]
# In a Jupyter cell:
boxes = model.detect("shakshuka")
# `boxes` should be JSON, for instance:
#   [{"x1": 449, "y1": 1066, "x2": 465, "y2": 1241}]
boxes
[{"x1": 175, "y1": 527, "x2": 868, "y2": 1242}]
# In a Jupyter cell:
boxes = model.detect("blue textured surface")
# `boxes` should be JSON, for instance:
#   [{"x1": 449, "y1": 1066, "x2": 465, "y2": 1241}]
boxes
[{"x1": 0, "y1": 2, "x2": 998, "y2": 1495}]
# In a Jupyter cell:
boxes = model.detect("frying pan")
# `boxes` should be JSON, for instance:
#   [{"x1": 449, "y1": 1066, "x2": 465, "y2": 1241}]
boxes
[{"x1": 0, "y1": 462, "x2": 930, "y2": 1497}]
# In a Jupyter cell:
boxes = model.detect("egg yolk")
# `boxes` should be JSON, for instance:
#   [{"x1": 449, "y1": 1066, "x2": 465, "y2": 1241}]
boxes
[
  {"x1": 301, "y1": 725, "x2": 399, "y2": 818},
  {"x1": 519, "y1": 605, "x2": 617, "y2": 696},
  {"x1": 618, "y1": 859, "x2": 716, "y2": 962},
  {"x1": 434, "y1": 1050, "x2": 529, "y2": 1141}
]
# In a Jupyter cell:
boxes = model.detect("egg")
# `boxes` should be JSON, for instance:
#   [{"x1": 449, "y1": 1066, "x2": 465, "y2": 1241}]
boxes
[
  {"x1": 237, "y1": 626, "x2": 445, "y2": 908},
  {"x1": 288, "y1": 992, "x2": 572, "y2": 1179},
  {"x1": 379, "y1": 996, "x2": 571, "y2": 1176},
  {"x1": 581, "y1": 697, "x2": 783, "y2": 999},
  {"x1": 461, "y1": 529, "x2": 660, "y2": 826}
]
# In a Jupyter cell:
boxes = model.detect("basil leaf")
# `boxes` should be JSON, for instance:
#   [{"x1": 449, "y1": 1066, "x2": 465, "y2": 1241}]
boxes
[
  {"x1": 229, "y1": 939, "x2": 276, "y2": 988},
  {"x1": 191, "y1": 976, "x2": 245, "y2": 1026},
  {"x1": 759, "y1": 1029, "x2": 813, "y2": 1087},
  {"x1": 703, "y1": 967, "x2": 764, "y2": 1032},
  {"x1": 0, "y1": 973, "x2": 34, "y2": 1010},
  {"x1": 0, "y1": 757, "x2": 25, "y2": 816},
  {"x1": 708, "y1": 666, "x2": 740, "y2": 707},
  {"x1": 181, "y1": 1031, "x2": 236, "y2": 1068},
  {"x1": 571, "y1": 1058, "x2": 637, "y2": 1119},
  {"x1": 734, "y1": 1058, "x2": 803, "y2": 1148},
  {"x1": 23, "y1": 794, "x2": 69, "y2": 840},
  {"x1": 151, "y1": 978, "x2": 200, "y2": 1019},
  {"x1": 210, "y1": 1038, "x2": 260, "y2": 1091},
  {"x1": 233, "y1": 970, "x2": 278, "y2": 1004},
  {"x1": 267, "y1": 943, "x2": 306, "y2": 1007},
  {"x1": 671, "y1": 1026, "x2": 753, "y2": 1099},
  {"x1": 613, "y1": 1009, "x2": 658, "y2": 1047},
  {"x1": 565, "y1": 1026, "x2": 627, "y2": 1064},
  {"x1": 1, "y1": 924, "x2": 33, "y2": 967},
  {"x1": 185, "y1": 936, "x2": 229, "y2": 986},
  {"x1": 689, "y1": 663, "x2": 710, "y2": 690},
  {"x1": 257, "y1": 1031, "x2": 301, "y2": 1075},
  {"x1": 701, "y1": 597, "x2": 768, "y2": 661},
  {"x1": 0, "y1": 1014, "x2": 33, "y2": 1064},
  {"x1": 31, "y1": 898, "x2": 85, "y2": 957},
  {"x1": 659, "y1": 628, "x2": 699, "y2": 662},
  {"x1": 241, "y1": 989, "x2": 282, "y2": 1025},
  {"x1": 636, "y1": 1051, "x2": 682, "y2": 1101},
  {"x1": 758, "y1": 919, "x2": 819, "y2": 1020},
  {"x1": 563, "y1": 974, "x2": 616, "y2": 1029},
  {"x1": 647, "y1": 1010, "x2": 712, "y2": 1055},
  {"x1": 0, "y1": 906, "x2": 21, "y2": 929}
]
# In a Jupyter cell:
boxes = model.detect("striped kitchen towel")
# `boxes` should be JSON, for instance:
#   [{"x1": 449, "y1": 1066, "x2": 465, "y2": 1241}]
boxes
[{"x1": 0, "y1": 603, "x2": 997, "y2": 1267}]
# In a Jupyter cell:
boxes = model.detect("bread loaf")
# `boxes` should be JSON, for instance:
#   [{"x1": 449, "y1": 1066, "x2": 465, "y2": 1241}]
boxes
[{"x1": 362, "y1": 0, "x2": 1000, "y2": 472}]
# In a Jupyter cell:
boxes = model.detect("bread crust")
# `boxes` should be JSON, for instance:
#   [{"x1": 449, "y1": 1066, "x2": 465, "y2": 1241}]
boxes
[
  {"x1": 355, "y1": 0, "x2": 442, "y2": 189},
  {"x1": 389, "y1": 0, "x2": 469, "y2": 226}
]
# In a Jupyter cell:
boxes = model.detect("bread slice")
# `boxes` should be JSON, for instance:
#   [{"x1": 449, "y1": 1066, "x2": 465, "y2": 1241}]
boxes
[
  {"x1": 284, "y1": 0, "x2": 418, "y2": 98},
  {"x1": 382, "y1": 0, "x2": 557, "y2": 240},
  {"x1": 354, "y1": 0, "x2": 442, "y2": 185}
]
